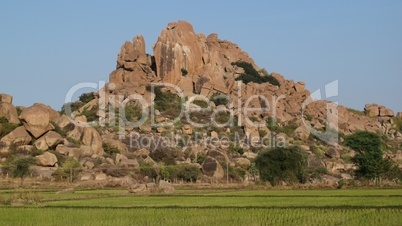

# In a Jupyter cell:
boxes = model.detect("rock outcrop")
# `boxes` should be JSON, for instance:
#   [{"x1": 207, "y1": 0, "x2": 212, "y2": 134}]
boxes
[
  {"x1": 0, "y1": 94, "x2": 13, "y2": 104},
  {"x1": 36, "y1": 151, "x2": 58, "y2": 167},
  {"x1": 19, "y1": 103, "x2": 54, "y2": 138},
  {"x1": 202, "y1": 156, "x2": 224, "y2": 179},
  {"x1": 81, "y1": 127, "x2": 104, "y2": 156},
  {"x1": 0, "y1": 102, "x2": 20, "y2": 124},
  {"x1": 0, "y1": 126, "x2": 32, "y2": 146}
]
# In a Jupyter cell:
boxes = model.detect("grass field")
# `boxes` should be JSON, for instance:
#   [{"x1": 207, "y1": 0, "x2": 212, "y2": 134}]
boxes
[{"x1": 0, "y1": 188, "x2": 401, "y2": 225}]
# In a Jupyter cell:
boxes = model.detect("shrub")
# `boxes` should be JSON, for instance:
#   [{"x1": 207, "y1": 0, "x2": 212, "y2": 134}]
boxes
[
  {"x1": 79, "y1": 92, "x2": 95, "y2": 104},
  {"x1": 79, "y1": 106, "x2": 99, "y2": 122},
  {"x1": 153, "y1": 87, "x2": 182, "y2": 114},
  {"x1": 255, "y1": 146, "x2": 307, "y2": 186},
  {"x1": 103, "y1": 143, "x2": 121, "y2": 156},
  {"x1": 160, "y1": 165, "x2": 178, "y2": 181},
  {"x1": 177, "y1": 164, "x2": 201, "y2": 182},
  {"x1": 11, "y1": 156, "x2": 37, "y2": 186},
  {"x1": 60, "y1": 102, "x2": 83, "y2": 115},
  {"x1": 123, "y1": 102, "x2": 143, "y2": 122},
  {"x1": 192, "y1": 100, "x2": 209, "y2": 108},
  {"x1": 140, "y1": 163, "x2": 158, "y2": 179},
  {"x1": 210, "y1": 93, "x2": 229, "y2": 106},
  {"x1": 215, "y1": 112, "x2": 231, "y2": 124},
  {"x1": 345, "y1": 131, "x2": 393, "y2": 181},
  {"x1": 229, "y1": 143, "x2": 245, "y2": 155},
  {"x1": 0, "y1": 117, "x2": 19, "y2": 138},
  {"x1": 181, "y1": 68, "x2": 188, "y2": 76},
  {"x1": 196, "y1": 152, "x2": 206, "y2": 165},
  {"x1": 50, "y1": 122, "x2": 67, "y2": 137},
  {"x1": 232, "y1": 61, "x2": 280, "y2": 86},
  {"x1": 62, "y1": 158, "x2": 82, "y2": 182}
]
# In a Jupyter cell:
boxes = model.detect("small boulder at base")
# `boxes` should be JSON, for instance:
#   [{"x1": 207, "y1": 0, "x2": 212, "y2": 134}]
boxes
[
  {"x1": 158, "y1": 180, "x2": 175, "y2": 194},
  {"x1": 56, "y1": 188, "x2": 75, "y2": 194},
  {"x1": 36, "y1": 151, "x2": 58, "y2": 167},
  {"x1": 202, "y1": 156, "x2": 224, "y2": 179}
]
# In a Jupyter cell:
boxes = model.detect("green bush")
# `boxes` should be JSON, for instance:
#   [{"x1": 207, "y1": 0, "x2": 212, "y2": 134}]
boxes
[
  {"x1": 232, "y1": 61, "x2": 280, "y2": 86},
  {"x1": 50, "y1": 122, "x2": 67, "y2": 137},
  {"x1": 0, "y1": 117, "x2": 19, "y2": 138},
  {"x1": 177, "y1": 164, "x2": 201, "y2": 182},
  {"x1": 62, "y1": 158, "x2": 82, "y2": 182},
  {"x1": 266, "y1": 117, "x2": 298, "y2": 136},
  {"x1": 215, "y1": 112, "x2": 231, "y2": 124},
  {"x1": 229, "y1": 143, "x2": 245, "y2": 155},
  {"x1": 60, "y1": 102, "x2": 83, "y2": 115},
  {"x1": 196, "y1": 152, "x2": 206, "y2": 165},
  {"x1": 79, "y1": 92, "x2": 95, "y2": 104},
  {"x1": 153, "y1": 87, "x2": 182, "y2": 114},
  {"x1": 192, "y1": 100, "x2": 209, "y2": 108},
  {"x1": 140, "y1": 163, "x2": 158, "y2": 179},
  {"x1": 103, "y1": 143, "x2": 121, "y2": 156},
  {"x1": 394, "y1": 118, "x2": 402, "y2": 133},
  {"x1": 123, "y1": 102, "x2": 143, "y2": 122},
  {"x1": 255, "y1": 146, "x2": 307, "y2": 186},
  {"x1": 181, "y1": 68, "x2": 188, "y2": 76},
  {"x1": 345, "y1": 131, "x2": 393, "y2": 181},
  {"x1": 160, "y1": 165, "x2": 178, "y2": 181},
  {"x1": 11, "y1": 156, "x2": 37, "y2": 186},
  {"x1": 210, "y1": 93, "x2": 229, "y2": 106},
  {"x1": 79, "y1": 106, "x2": 99, "y2": 122}
]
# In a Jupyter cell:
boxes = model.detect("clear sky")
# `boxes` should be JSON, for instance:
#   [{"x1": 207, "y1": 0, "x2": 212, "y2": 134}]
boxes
[{"x1": 1, "y1": 1, "x2": 401, "y2": 112}]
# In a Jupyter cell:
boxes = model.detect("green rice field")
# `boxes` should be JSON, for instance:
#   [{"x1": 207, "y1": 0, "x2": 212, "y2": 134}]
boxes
[{"x1": 0, "y1": 189, "x2": 401, "y2": 225}]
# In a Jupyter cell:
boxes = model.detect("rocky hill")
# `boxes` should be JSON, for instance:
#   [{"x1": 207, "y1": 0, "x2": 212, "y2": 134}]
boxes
[{"x1": 0, "y1": 21, "x2": 401, "y2": 188}]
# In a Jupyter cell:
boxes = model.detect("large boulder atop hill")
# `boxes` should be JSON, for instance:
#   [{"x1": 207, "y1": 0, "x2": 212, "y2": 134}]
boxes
[
  {"x1": 153, "y1": 20, "x2": 256, "y2": 94},
  {"x1": 202, "y1": 156, "x2": 224, "y2": 179},
  {"x1": 19, "y1": 104, "x2": 55, "y2": 138},
  {"x1": 0, "y1": 126, "x2": 32, "y2": 146},
  {"x1": 36, "y1": 151, "x2": 58, "y2": 167},
  {"x1": 0, "y1": 102, "x2": 20, "y2": 124},
  {"x1": 364, "y1": 104, "x2": 394, "y2": 117},
  {"x1": 153, "y1": 20, "x2": 204, "y2": 84},
  {"x1": 0, "y1": 94, "x2": 13, "y2": 104}
]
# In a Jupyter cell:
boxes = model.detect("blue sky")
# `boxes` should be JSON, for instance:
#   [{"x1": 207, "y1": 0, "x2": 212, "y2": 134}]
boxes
[{"x1": 1, "y1": 1, "x2": 401, "y2": 112}]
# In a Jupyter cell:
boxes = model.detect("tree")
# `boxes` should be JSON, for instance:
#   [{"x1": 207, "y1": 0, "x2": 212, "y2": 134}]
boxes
[
  {"x1": 62, "y1": 158, "x2": 82, "y2": 182},
  {"x1": 345, "y1": 131, "x2": 392, "y2": 183},
  {"x1": 11, "y1": 156, "x2": 37, "y2": 186},
  {"x1": 255, "y1": 146, "x2": 307, "y2": 186}
]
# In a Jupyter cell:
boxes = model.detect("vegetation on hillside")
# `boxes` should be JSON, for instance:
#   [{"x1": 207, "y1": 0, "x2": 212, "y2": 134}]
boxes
[
  {"x1": 345, "y1": 131, "x2": 401, "y2": 182},
  {"x1": 255, "y1": 146, "x2": 307, "y2": 186},
  {"x1": 232, "y1": 61, "x2": 280, "y2": 86}
]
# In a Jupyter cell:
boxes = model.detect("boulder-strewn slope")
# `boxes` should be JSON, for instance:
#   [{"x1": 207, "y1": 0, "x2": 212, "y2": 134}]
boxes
[{"x1": 0, "y1": 21, "x2": 401, "y2": 187}]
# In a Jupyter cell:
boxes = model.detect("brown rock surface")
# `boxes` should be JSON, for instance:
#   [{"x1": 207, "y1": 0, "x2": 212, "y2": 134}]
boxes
[
  {"x1": 0, "y1": 102, "x2": 20, "y2": 124},
  {"x1": 81, "y1": 127, "x2": 104, "y2": 156},
  {"x1": 202, "y1": 156, "x2": 224, "y2": 179},
  {"x1": 34, "y1": 131, "x2": 64, "y2": 151},
  {"x1": 0, "y1": 94, "x2": 13, "y2": 104},
  {"x1": 36, "y1": 151, "x2": 58, "y2": 167},
  {"x1": 0, "y1": 126, "x2": 32, "y2": 146},
  {"x1": 19, "y1": 103, "x2": 54, "y2": 138}
]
